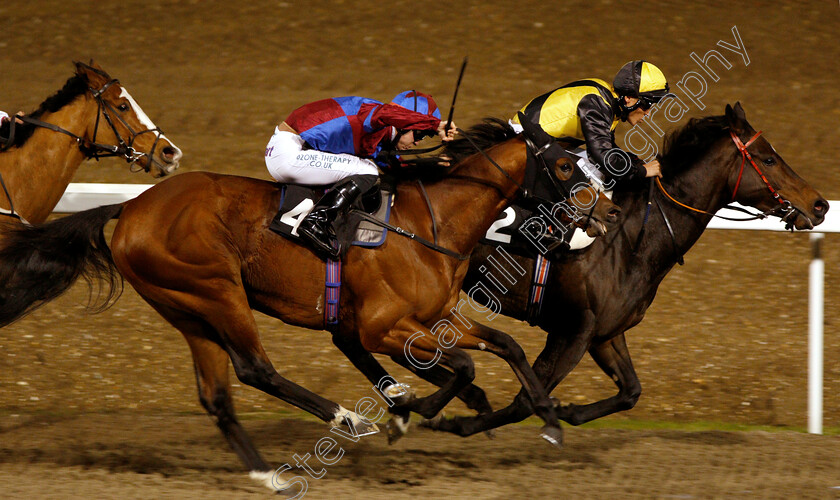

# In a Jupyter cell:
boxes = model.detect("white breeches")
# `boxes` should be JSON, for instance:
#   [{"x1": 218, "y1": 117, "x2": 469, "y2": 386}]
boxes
[{"x1": 264, "y1": 128, "x2": 378, "y2": 185}]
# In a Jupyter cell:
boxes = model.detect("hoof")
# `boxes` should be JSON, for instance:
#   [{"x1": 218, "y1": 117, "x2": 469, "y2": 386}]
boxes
[
  {"x1": 540, "y1": 425, "x2": 564, "y2": 449},
  {"x1": 344, "y1": 415, "x2": 379, "y2": 437},
  {"x1": 387, "y1": 413, "x2": 410, "y2": 444},
  {"x1": 384, "y1": 383, "x2": 415, "y2": 407},
  {"x1": 250, "y1": 470, "x2": 305, "y2": 497},
  {"x1": 331, "y1": 406, "x2": 379, "y2": 437}
]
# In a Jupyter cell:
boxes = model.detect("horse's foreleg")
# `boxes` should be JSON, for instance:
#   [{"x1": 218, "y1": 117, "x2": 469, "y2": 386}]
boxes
[
  {"x1": 427, "y1": 314, "x2": 593, "y2": 437},
  {"x1": 332, "y1": 333, "x2": 493, "y2": 415},
  {"x1": 331, "y1": 333, "x2": 393, "y2": 386},
  {"x1": 554, "y1": 332, "x2": 641, "y2": 425},
  {"x1": 390, "y1": 357, "x2": 493, "y2": 415},
  {"x1": 433, "y1": 319, "x2": 563, "y2": 447},
  {"x1": 365, "y1": 317, "x2": 477, "y2": 421},
  {"x1": 331, "y1": 332, "x2": 494, "y2": 443}
]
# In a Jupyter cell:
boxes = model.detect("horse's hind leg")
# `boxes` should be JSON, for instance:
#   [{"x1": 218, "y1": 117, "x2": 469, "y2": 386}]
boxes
[
  {"x1": 200, "y1": 290, "x2": 370, "y2": 431},
  {"x1": 144, "y1": 302, "x2": 272, "y2": 471},
  {"x1": 186, "y1": 332, "x2": 270, "y2": 470}
]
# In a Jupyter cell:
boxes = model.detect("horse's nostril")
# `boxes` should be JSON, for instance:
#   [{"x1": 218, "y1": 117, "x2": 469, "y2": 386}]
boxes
[
  {"x1": 160, "y1": 146, "x2": 181, "y2": 163},
  {"x1": 814, "y1": 199, "x2": 829, "y2": 216},
  {"x1": 607, "y1": 207, "x2": 622, "y2": 222}
]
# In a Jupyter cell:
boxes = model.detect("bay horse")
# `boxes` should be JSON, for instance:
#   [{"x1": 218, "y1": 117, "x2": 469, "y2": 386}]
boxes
[
  {"x1": 421, "y1": 102, "x2": 829, "y2": 437},
  {"x1": 0, "y1": 61, "x2": 182, "y2": 225},
  {"x1": 0, "y1": 119, "x2": 620, "y2": 489}
]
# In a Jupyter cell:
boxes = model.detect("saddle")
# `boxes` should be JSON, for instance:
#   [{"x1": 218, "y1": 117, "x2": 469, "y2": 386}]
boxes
[
  {"x1": 483, "y1": 115, "x2": 608, "y2": 258},
  {"x1": 268, "y1": 183, "x2": 394, "y2": 256},
  {"x1": 481, "y1": 188, "x2": 612, "y2": 258}
]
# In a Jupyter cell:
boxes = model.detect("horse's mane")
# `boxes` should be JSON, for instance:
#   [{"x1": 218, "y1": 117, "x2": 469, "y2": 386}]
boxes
[
  {"x1": 389, "y1": 117, "x2": 518, "y2": 182},
  {"x1": 659, "y1": 114, "x2": 730, "y2": 175},
  {"x1": 442, "y1": 117, "x2": 519, "y2": 164},
  {"x1": 0, "y1": 73, "x2": 90, "y2": 149}
]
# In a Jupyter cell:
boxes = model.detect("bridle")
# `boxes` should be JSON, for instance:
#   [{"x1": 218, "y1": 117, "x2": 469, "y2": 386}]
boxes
[
  {"x1": 655, "y1": 129, "x2": 797, "y2": 224},
  {"x1": 0, "y1": 77, "x2": 165, "y2": 222},
  {"x1": 354, "y1": 128, "x2": 596, "y2": 260},
  {"x1": 636, "y1": 128, "x2": 802, "y2": 265},
  {"x1": 8, "y1": 79, "x2": 164, "y2": 173}
]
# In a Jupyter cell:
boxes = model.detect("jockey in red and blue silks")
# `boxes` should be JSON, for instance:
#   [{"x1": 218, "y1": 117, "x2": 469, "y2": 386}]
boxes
[{"x1": 264, "y1": 90, "x2": 456, "y2": 258}]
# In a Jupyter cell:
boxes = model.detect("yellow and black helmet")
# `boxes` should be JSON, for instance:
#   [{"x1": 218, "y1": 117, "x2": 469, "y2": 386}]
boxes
[{"x1": 613, "y1": 60, "x2": 669, "y2": 114}]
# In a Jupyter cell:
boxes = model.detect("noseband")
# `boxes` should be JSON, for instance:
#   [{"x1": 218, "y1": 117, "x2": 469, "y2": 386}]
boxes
[
  {"x1": 656, "y1": 129, "x2": 796, "y2": 224},
  {"x1": 10, "y1": 79, "x2": 164, "y2": 173},
  {"x1": 89, "y1": 80, "x2": 165, "y2": 173},
  {"x1": 0, "y1": 78, "x2": 165, "y2": 222}
]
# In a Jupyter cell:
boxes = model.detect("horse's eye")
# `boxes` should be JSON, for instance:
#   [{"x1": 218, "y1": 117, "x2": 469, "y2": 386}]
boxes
[
  {"x1": 763, "y1": 157, "x2": 777, "y2": 166},
  {"x1": 118, "y1": 103, "x2": 130, "y2": 112}
]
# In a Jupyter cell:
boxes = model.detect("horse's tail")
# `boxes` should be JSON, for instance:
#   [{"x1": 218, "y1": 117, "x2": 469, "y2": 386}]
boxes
[{"x1": 0, "y1": 203, "x2": 124, "y2": 327}]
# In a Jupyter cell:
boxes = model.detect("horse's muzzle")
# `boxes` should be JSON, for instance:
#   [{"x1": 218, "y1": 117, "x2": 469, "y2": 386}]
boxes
[{"x1": 154, "y1": 144, "x2": 183, "y2": 177}]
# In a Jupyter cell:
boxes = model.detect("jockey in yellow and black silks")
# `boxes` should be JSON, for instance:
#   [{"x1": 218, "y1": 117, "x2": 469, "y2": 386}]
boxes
[{"x1": 510, "y1": 60, "x2": 669, "y2": 191}]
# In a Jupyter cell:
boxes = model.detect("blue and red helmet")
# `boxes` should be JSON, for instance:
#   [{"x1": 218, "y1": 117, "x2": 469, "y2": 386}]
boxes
[{"x1": 391, "y1": 90, "x2": 442, "y2": 119}]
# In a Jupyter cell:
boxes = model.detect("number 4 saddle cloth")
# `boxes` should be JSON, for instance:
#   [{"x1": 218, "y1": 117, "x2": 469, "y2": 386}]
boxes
[{"x1": 268, "y1": 183, "x2": 393, "y2": 250}]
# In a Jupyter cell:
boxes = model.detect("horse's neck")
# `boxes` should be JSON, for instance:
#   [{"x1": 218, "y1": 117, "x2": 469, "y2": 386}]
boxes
[
  {"x1": 605, "y1": 149, "x2": 732, "y2": 285},
  {"x1": 405, "y1": 141, "x2": 524, "y2": 255},
  {"x1": 0, "y1": 98, "x2": 92, "y2": 223}
]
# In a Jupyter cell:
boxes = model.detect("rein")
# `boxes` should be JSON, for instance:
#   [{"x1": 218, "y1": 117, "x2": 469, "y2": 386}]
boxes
[
  {"x1": 654, "y1": 130, "x2": 793, "y2": 223},
  {"x1": 351, "y1": 210, "x2": 470, "y2": 260},
  {"x1": 0, "y1": 79, "x2": 163, "y2": 222},
  {"x1": 350, "y1": 127, "x2": 551, "y2": 261},
  {"x1": 9, "y1": 80, "x2": 163, "y2": 171}
]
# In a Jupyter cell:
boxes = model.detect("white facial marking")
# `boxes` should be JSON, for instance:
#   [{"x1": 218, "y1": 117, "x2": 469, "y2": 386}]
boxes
[
  {"x1": 119, "y1": 87, "x2": 158, "y2": 134},
  {"x1": 119, "y1": 86, "x2": 181, "y2": 158}
]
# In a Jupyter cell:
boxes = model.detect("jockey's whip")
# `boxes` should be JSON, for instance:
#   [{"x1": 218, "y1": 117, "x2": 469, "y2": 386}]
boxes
[{"x1": 445, "y1": 56, "x2": 468, "y2": 134}]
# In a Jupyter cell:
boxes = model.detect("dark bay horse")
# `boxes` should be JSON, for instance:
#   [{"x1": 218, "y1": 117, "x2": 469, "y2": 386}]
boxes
[
  {"x1": 421, "y1": 103, "x2": 829, "y2": 437},
  {"x1": 0, "y1": 61, "x2": 181, "y2": 225},
  {"x1": 0, "y1": 120, "x2": 619, "y2": 489}
]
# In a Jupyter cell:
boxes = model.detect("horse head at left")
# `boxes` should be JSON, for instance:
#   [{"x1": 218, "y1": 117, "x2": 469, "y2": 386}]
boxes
[{"x1": 75, "y1": 61, "x2": 182, "y2": 177}]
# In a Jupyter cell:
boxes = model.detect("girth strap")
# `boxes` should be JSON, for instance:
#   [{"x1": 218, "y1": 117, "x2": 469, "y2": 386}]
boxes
[
  {"x1": 526, "y1": 254, "x2": 551, "y2": 325},
  {"x1": 324, "y1": 258, "x2": 342, "y2": 333}
]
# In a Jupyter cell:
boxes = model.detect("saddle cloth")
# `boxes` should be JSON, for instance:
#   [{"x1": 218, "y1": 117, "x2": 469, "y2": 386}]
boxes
[
  {"x1": 268, "y1": 184, "x2": 394, "y2": 249},
  {"x1": 481, "y1": 189, "x2": 613, "y2": 257}
]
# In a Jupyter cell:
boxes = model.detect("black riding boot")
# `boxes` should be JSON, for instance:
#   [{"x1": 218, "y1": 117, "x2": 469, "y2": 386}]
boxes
[{"x1": 297, "y1": 175, "x2": 378, "y2": 258}]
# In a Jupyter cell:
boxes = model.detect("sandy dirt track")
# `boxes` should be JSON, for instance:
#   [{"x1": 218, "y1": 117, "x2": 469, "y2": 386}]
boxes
[{"x1": 2, "y1": 0, "x2": 840, "y2": 498}]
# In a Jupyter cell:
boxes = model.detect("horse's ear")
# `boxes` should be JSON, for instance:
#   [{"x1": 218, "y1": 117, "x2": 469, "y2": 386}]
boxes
[
  {"x1": 517, "y1": 111, "x2": 553, "y2": 147},
  {"x1": 725, "y1": 102, "x2": 747, "y2": 134},
  {"x1": 74, "y1": 60, "x2": 109, "y2": 88}
]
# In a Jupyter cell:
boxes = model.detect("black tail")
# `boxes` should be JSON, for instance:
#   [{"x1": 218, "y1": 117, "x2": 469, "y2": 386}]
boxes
[{"x1": 0, "y1": 203, "x2": 124, "y2": 327}]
